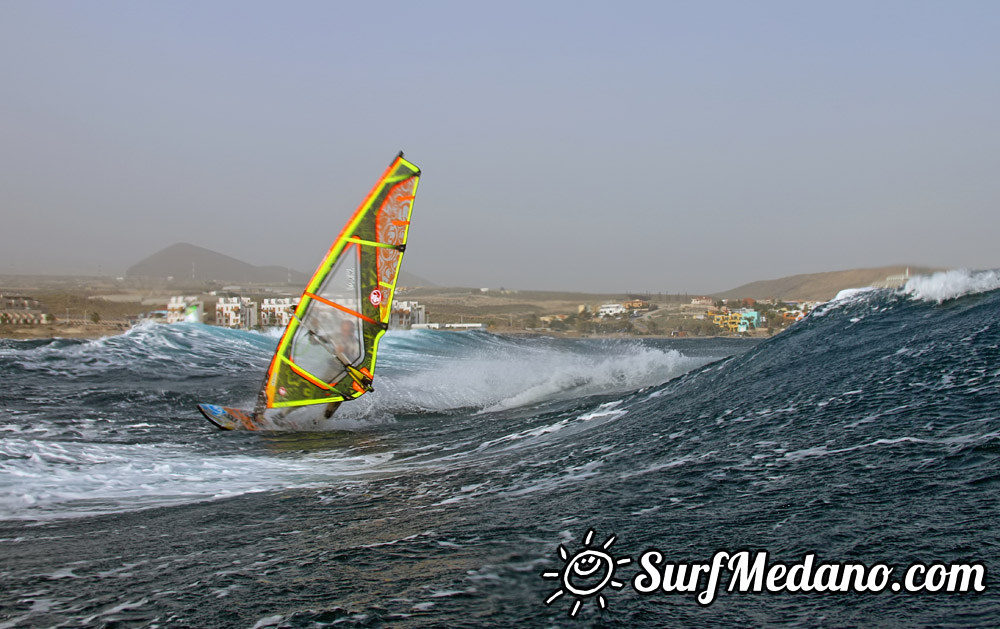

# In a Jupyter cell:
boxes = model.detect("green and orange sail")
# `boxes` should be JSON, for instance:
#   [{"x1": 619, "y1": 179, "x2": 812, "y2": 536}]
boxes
[{"x1": 253, "y1": 152, "x2": 421, "y2": 420}]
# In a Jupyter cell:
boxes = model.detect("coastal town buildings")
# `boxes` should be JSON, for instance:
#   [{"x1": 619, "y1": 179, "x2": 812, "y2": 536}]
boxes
[
  {"x1": 598, "y1": 303, "x2": 627, "y2": 317},
  {"x1": 171, "y1": 295, "x2": 428, "y2": 330},
  {"x1": 166, "y1": 296, "x2": 203, "y2": 324},
  {"x1": 0, "y1": 294, "x2": 49, "y2": 324},
  {"x1": 712, "y1": 309, "x2": 761, "y2": 333},
  {"x1": 389, "y1": 300, "x2": 426, "y2": 329},
  {"x1": 539, "y1": 314, "x2": 570, "y2": 325},
  {"x1": 157, "y1": 291, "x2": 816, "y2": 337},
  {"x1": 873, "y1": 268, "x2": 911, "y2": 289},
  {"x1": 412, "y1": 322, "x2": 484, "y2": 330},
  {"x1": 260, "y1": 298, "x2": 299, "y2": 327},
  {"x1": 622, "y1": 299, "x2": 649, "y2": 310},
  {"x1": 216, "y1": 297, "x2": 258, "y2": 328}
]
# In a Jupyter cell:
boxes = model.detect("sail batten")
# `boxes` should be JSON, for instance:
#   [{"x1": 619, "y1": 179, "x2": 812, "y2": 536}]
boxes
[
  {"x1": 344, "y1": 237, "x2": 405, "y2": 250},
  {"x1": 301, "y1": 292, "x2": 380, "y2": 326},
  {"x1": 255, "y1": 154, "x2": 421, "y2": 417}
]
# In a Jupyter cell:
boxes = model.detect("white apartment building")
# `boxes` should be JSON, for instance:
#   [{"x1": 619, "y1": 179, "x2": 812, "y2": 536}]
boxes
[
  {"x1": 260, "y1": 297, "x2": 299, "y2": 327},
  {"x1": 167, "y1": 296, "x2": 203, "y2": 324},
  {"x1": 216, "y1": 297, "x2": 258, "y2": 328},
  {"x1": 598, "y1": 303, "x2": 627, "y2": 318},
  {"x1": 389, "y1": 300, "x2": 426, "y2": 329}
]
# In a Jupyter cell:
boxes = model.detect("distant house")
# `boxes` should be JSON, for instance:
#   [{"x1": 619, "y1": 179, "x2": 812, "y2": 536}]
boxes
[
  {"x1": 216, "y1": 297, "x2": 258, "y2": 328},
  {"x1": 539, "y1": 314, "x2": 570, "y2": 324},
  {"x1": 260, "y1": 298, "x2": 299, "y2": 327},
  {"x1": 389, "y1": 300, "x2": 426, "y2": 329},
  {"x1": 873, "y1": 268, "x2": 911, "y2": 289},
  {"x1": 713, "y1": 309, "x2": 760, "y2": 333},
  {"x1": 739, "y1": 309, "x2": 760, "y2": 328},
  {"x1": 0, "y1": 294, "x2": 47, "y2": 324},
  {"x1": 691, "y1": 296, "x2": 713, "y2": 306},
  {"x1": 623, "y1": 299, "x2": 649, "y2": 310},
  {"x1": 167, "y1": 296, "x2": 203, "y2": 324},
  {"x1": 599, "y1": 303, "x2": 626, "y2": 317}
]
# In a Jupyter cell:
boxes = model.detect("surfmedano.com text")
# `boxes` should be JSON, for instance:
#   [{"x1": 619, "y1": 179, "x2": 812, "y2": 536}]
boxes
[{"x1": 633, "y1": 550, "x2": 987, "y2": 605}]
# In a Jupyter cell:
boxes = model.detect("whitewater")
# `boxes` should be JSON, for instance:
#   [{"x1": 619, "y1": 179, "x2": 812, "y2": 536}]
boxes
[{"x1": 2, "y1": 269, "x2": 1000, "y2": 627}]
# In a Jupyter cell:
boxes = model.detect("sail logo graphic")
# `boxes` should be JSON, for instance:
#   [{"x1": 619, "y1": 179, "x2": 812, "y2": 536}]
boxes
[
  {"x1": 541, "y1": 529, "x2": 631, "y2": 618},
  {"x1": 369, "y1": 289, "x2": 383, "y2": 306}
]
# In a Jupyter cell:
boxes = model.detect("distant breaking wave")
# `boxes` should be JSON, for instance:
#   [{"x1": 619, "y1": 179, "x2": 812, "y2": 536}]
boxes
[{"x1": 903, "y1": 268, "x2": 1000, "y2": 303}]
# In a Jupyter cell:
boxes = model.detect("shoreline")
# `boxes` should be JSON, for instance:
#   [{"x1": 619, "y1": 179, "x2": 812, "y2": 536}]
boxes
[
  {"x1": 0, "y1": 322, "x2": 772, "y2": 342},
  {"x1": 0, "y1": 323, "x2": 131, "y2": 340}
]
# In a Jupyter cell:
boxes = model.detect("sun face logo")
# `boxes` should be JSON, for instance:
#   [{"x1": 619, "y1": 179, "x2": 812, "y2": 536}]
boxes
[{"x1": 541, "y1": 529, "x2": 631, "y2": 618}]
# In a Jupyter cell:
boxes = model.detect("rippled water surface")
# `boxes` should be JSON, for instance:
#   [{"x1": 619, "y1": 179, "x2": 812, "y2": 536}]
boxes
[{"x1": 2, "y1": 271, "x2": 1000, "y2": 627}]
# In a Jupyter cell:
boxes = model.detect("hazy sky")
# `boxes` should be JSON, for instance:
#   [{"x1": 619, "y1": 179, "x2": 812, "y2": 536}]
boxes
[{"x1": 2, "y1": 1, "x2": 999, "y2": 293}]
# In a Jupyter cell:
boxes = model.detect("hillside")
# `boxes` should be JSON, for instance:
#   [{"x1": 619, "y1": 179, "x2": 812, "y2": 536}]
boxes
[
  {"x1": 126, "y1": 243, "x2": 309, "y2": 284},
  {"x1": 126, "y1": 242, "x2": 434, "y2": 286},
  {"x1": 714, "y1": 266, "x2": 942, "y2": 302}
]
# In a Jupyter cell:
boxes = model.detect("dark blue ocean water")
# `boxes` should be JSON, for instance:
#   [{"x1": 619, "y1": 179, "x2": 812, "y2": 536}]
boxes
[{"x1": 2, "y1": 270, "x2": 999, "y2": 627}]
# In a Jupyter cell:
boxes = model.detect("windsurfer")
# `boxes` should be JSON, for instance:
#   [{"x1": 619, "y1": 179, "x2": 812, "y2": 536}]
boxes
[
  {"x1": 333, "y1": 318, "x2": 361, "y2": 363},
  {"x1": 198, "y1": 153, "x2": 420, "y2": 431},
  {"x1": 323, "y1": 318, "x2": 361, "y2": 418}
]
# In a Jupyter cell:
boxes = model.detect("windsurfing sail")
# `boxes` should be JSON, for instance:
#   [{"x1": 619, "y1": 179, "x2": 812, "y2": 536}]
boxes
[{"x1": 251, "y1": 152, "x2": 421, "y2": 424}]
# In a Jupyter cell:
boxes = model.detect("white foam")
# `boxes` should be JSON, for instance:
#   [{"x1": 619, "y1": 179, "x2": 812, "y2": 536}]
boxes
[
  {"x1": 781, "y1": 435, "x2": 933, "y2": 462},
  {"x1": 810, "y1": 286, "x2": 880, "y2": 318},
  {"x1": 832, "y1": 287, "x2": 879, "y2": 303},
  {"x1": 251, "y1": 615, "x2": 285, "y2": 629},
  {"x1": 903, "y1": 269, "x2": 1000, "y2": 303},
  {"x1": 577, "y1": 400, "x2": 627, "y2": 421},
  {"x1": 468, "y1": 402, "x2": 627, "y2": 456},
  {"x1": 0, "y1": 438, "x2": 392, "y2": 521},
  {"x1": 334, "y1": 341, "x2": 707, "y2": 418},
  {"x1": 617, "y1": 454, "x2": 695, "y2": 480}
]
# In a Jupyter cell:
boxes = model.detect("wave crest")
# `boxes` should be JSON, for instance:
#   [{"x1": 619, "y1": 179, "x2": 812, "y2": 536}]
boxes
[{"x1": 903, "y1": 269, "x2": 1000, "y2": 303}]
